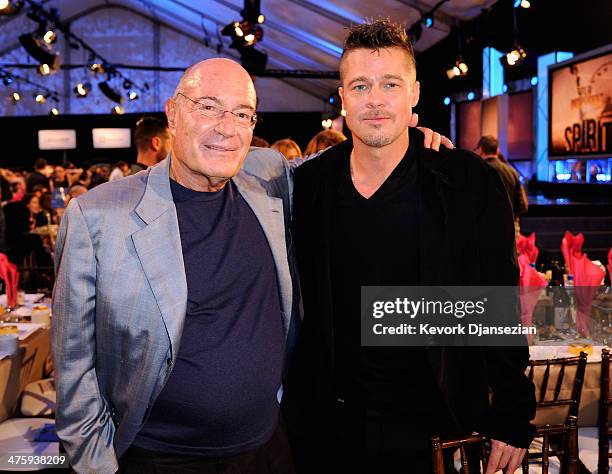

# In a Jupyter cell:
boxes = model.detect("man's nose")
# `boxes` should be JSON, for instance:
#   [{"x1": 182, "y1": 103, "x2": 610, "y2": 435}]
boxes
[
  {"x1": 214, "y1": 111, "x2": 238, "y2": 136},
  {"x1": 366, "y1": 85, "x2": 384, "y2": 107}
]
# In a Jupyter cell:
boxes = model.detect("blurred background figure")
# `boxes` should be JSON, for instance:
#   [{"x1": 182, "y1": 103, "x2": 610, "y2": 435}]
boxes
[
  {"x1": 109, "y1": 161, "x2": 130, "y2": 181},
  {"x1": 271, "y1": 138, "x2": 302, "y2": 161},
  {"x1": 26, "y1": 158, "x2": 51, "y2": 192},
  {"x1": 251, "y1": 136, "x2": 270, "y2": 148},
  {"x1": 51, "y1": 165, "x2": 70, "y2": 189},
  {"x1": 475, "y1": 135, "x2": 528, "y2": 239},
  {"x1": 304, "y1": 129, "x2": 347, "y2": 155},
  {"x1": 132, "y1": 117, "x2": 172, "y2": 173}
]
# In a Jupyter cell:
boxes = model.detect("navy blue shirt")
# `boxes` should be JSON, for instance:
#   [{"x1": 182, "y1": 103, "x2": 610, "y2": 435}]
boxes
[{"x1": 135, "y1": 179, "x2": 285, "y2": 456}]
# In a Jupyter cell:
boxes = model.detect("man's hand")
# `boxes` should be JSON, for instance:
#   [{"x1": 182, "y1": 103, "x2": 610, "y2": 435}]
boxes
[
  {"x1": 485, "y1": 439, "x2": 526, "y2": 473},
  {"x1": 409, "y1": 112, "x2": 454, "y2": 151}
]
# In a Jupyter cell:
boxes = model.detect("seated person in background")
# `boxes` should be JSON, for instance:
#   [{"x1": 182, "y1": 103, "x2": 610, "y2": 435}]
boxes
[
  {"x1": 67, "y1": 184, "x2": 88, "y2": 202},
  {"x1": 304, "y1": 129, "x2": 347, "y2": 155},
  {"x1": 251, "y1": 135, "x2": 270, "y2": 147},
  {"x1": 132, "y1": 116, "x2": 172, "y2": 173},
  {"x1": 108, "y1": 161, "x2": 130, "y2": 181},
  {"x1": 52, "y1": 165, "x2": 70, "y2": 189},
  {"x1": 271, "y1": 138, "x2": 302, "y2": 161}
]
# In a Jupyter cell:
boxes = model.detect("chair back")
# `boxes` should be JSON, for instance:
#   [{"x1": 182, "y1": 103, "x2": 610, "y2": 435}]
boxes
[
  {"x1": 431, "y1": 434, "x2": 488, "y2": 474},
  {"x1": 598, "y1": 348, "x2": 611, "y2": 474}
]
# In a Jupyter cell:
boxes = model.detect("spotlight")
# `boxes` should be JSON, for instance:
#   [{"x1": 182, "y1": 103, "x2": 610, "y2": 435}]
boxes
[
  {"x1": 530, "y1": 76, "x2": 538, "y2": 86},
  {"x1": 10, "y1": 91, "x2": 20, "y2": 102},
  {"x1": 502, "y1": 84, "x2": 509, "y2": 93},
  {"x1": 503, "y1": 46, "x2": 527, "y2": 66},
  {"x1": 43, "y1": 30, "x2": 56, "y2": 45},
  {"x1": 49, "y1": 107, "x2": 59, "y2": 116},
  {"x1": 90, "y1": 63, "x2": 105, "y2": 75},
  {"x1": 340, "y1": 109, "x2": 347, "y2": 117},
  {"x1": 19, "y1": 33, "x2": 61, "y2": 70},
  {"x1": 514, "y1": 0, "x2": 530, "y2": 7},
  {"x1": 128, "y1": 90, "x2": 138, "y2": 101},
  {"x1": 257, "y1": 14, "x2": 265, "y2": 24},
  {"x1": 112, "y1": 105, "x2": 124, "y2": 115},
  {"x1": 467, "y1": 91, "x2": 476, "y2": 101},
  {"x1": 0, "y1": 0, "x2": 23, "y2": 16},
  {"x1": 321, "y1": 119, "x2": 332, "y2": 129},
  {"x1": 446, "y1": 58, "x2": 468, "y2": 79},
  {"x1": 98, "y1": 81, "x2": 123, "y2": 104},
  {"x1": 35, "y1": 93, "x2": 47, "y2": 104},
  {"x1": 423, "y1": 15, "x2": 434, "y2": 28},
  {"x1": 73, "y1": 82, "x2": 91, "y2": 97},
  {"x1": 443, "y1": 96, "x2": 451, "y2": 106},
  {"x1": 38, "y1": 63, "x2": 51, "y2": 76},
  {"x1": 222, "y1": 20, "x2": 263, "y2": 48}
]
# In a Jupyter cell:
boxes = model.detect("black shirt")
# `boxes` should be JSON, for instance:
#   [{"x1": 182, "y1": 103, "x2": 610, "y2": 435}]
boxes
[
  {"x1": 135, "y1": 179, "x2": 285, "y2": 456},
  {"x1": 330, "y1": 132, "x2": 446, "y2": 448}
]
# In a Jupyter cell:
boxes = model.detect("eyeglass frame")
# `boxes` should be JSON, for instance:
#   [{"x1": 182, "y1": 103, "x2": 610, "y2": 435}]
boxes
[{"x1": 175, "y1": 92, "x2": 260, "y2": 127}]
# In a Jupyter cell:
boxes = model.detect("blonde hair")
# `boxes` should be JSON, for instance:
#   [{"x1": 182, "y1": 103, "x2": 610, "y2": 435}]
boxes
[
  {"x1": 304, "y1": 129, "x2": 347, "y2": 155},
  {"x1": 271, "y1": 138, "x2": 302, "y2": 160}
]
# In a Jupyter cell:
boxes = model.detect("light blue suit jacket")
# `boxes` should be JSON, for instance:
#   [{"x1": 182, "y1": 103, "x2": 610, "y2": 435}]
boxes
[{"x1": 51, "y1": 148, "x2": 301, "y2": 474}]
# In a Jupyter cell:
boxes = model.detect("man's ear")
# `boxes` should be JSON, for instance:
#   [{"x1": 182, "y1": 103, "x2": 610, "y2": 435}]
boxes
[
  {"x1": 151, "y1": 136, "x2": 161, "y2": 151},
  {"x1": 411, "y1": 81, "x2": 420, "y2": 108},
  {"x1": 338, "y1": 86, "x2": 345, "y2": 111},
  {"x1": 165, "y1": 98, "x2": 177, "y2": 134}
]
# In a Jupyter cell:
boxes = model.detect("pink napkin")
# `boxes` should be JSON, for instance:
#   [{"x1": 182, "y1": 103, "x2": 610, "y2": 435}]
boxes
[
  {"x1": 571, "y1": 253, "x2": 605, "y2": 337},
  {"x1": 517, "y1": 233, "x2": 539, "y2": 264},
  {"x1": 518, "y1": 255, "x2": 547, "y2": 340},
  {"x1": 0, "y1": 253, "x2": 19, "y2": 307},
  {"x1": 607, "y1": 246, "x2": 612, "y2": 284},
  {"x1": 561, "y1": 231, "x2": 584, "y2": 274}
]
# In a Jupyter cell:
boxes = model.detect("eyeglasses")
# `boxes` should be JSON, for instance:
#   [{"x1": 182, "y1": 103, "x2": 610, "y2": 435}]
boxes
[{"x1": 176, "y1": 92, "x2": 259, "y2": 127}]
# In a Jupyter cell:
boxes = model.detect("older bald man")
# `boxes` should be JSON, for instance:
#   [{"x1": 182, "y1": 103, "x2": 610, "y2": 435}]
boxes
[{"x1": 52, "y1": 58, "x2": 300, "y2": 474}]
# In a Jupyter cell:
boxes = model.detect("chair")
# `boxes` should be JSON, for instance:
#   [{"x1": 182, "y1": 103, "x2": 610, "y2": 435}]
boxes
[
  {"x1": 522, "y1": 352, "x2": 588, "y2": 473},
  {"x1": 577, "y1": 348, "x2": 611, "y2": 473},
  {"x1": 431, "y1": 434, "x2": 488, "y2": 474}
]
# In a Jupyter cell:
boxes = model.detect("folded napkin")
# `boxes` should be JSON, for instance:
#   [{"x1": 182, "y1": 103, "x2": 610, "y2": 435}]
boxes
[
  {"x1": 561, "y1": 231, "x2": 584, "y2": 274},
  {"x1": 0, "y1": 253, "x2": 19, "y2": 307},
  {"x1": 518, "y1": 255, "x2": 547, "y2": 341},
  {"x1": 571, "y1": 253, "x2": 605, "y2": 337},
  {"x1": 517, "y1": 233, "x2": 539, "y2": 264}
]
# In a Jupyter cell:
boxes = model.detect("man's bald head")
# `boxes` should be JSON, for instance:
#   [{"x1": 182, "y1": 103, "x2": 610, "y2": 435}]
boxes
[{"x1": 173, "y1": 58, "x2": 256, "y2": 102}]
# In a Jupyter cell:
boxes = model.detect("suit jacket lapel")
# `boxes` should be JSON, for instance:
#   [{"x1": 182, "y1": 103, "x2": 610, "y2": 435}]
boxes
[
  {"x1": 131, "y1": 157, "x2": 188, "y2": 359},
  {"x1": 232, "y1": 171, "x2": 293, "y2": 337}
]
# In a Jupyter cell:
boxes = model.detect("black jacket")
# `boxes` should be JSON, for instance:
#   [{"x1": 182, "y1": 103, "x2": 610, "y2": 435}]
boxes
[{"x1": 282, "y1": 130, "x2": 536, "y2": 448}]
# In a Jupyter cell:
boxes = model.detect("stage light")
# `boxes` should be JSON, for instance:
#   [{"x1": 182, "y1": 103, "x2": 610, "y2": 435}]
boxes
[
  {"x1": 321, "y1": 119, "x2": 332, "y2": 129},
  {"x1": 504, "y1": 46, "x2": 527, "y2": 66},
  {"x1": 503, "y1": 84, "x2": 509, "y2": 93},
  {"x1": 38, "y1": 63, "x2": 51, "y2": 76},
  {"x1": 467, "y1": 91, "x2": 476, "y2": 101},
  {"x1": 244, "y1": 33, "x2": 255, "y2": 44},
  {"x1": 0, "y1": 0, "x2": 23, "y2": 16},
  {"x1": 99, "y1": 81, "x2": 123, "y2": 103},
  {"x1": 446, "y1": 58, "x2": 468, "y2": 79},
  {"x1": 90, "y1": 63, "x2": 105, "y2": 75},
  {"x1": 443, "y1": 96, "x2": 451, "y2": 106},
  {"x1": 112, "y1": 105, "x2": 124, "y2": 115},
  {"x1": 514, "y1": 0, "x2": 530, "y2": 8},
  {"x1": 10, "y1": 91, "x2": 20, "y2": 102},
  {"x1": 35, "y1": 93, "x2": 47, "y2": 104},
  {"x1": 49, "y1": 107, "x2": 59, "y2": 116},
  {"x1": 43, "y1": 30, "x2": 56, "y2": 45},
  {"x1": 423, "y1": 15, "x2": 433, "y2": 28},
  {"x1": 74, "y1": 82, "x2": 91, "y2": 97},
  {"x1": 222, "y1": 20, "x2": 263, "y2": 48},
  {"x1": 19, "y1": 33, "x2": 61, "y2": 70},
  {"x1": 128, "y1": 90, "x2": 138, "y2": 100},
  {"x1": 530, "y1": 76, "x2": 538, "y2": 86},
  {"x1": 257, "y1": 14, "x2": 265, "y2": 24},
  {"x1": 340, "y1": 109, "x2": 347, "y2": 117}
]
